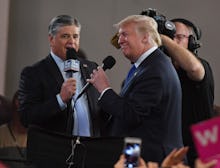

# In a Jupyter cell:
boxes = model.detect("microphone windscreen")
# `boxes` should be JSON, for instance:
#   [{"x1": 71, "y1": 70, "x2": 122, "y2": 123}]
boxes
[
  {"x1": 64, "y1": 48, "x2": 80, "y2": 73},
  {"x1": 102, "y1": 56, "x2": 116, "y2": 71},
  {"x1": 66, "y1": 48, "x2": 77, "y2": 60}
]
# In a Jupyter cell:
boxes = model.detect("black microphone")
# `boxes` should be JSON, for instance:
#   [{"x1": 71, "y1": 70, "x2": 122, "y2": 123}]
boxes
[
  {"x1": 64, "y1": 48, "x2": 80, "y2": 78},
  {"x1": 75, "y1": 55, "x2": 116, "y2": 100}
]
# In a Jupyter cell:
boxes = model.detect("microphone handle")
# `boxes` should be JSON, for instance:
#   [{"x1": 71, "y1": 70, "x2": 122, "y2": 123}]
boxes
[
  {"x1": 66, "y1": 71, "x2": 73, "y2": 78},
  {"x1": 75, "y1": 82, "x2": 90, "y2": 101}
]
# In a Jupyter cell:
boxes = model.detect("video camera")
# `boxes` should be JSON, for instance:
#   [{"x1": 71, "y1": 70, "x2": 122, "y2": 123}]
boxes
[{"x1": 140, "y1": 8, "x2": 176, "y2": 38}]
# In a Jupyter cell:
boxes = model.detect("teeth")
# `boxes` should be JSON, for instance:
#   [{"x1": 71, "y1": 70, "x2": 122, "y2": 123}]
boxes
[{"x1": 66, "y1": 45, "x2": 73, "y2": 48}]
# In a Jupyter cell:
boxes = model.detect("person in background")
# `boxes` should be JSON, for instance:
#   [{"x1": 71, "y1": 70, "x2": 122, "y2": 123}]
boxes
[
  {"x1": 0, "y1": 95, "x2": 11, "y2": 126},
  {"x1": 114, "y1": 147, "x2": 217, "y2": 168},
  {"x1": 114, "y1": 147, "x2": 189, "y2": 168},
  {"x1": 18, "y1": 15, "x2": 102, "y2": 137},
  {"x1": 161, "y1": 18, "x2": 215, "y2": 168},
  {"x1": 88, "y1": 15, "x2": 183, "y2": 163},
  {"x1": 0, "y1": 91, "x2": 30, "y2": 167}
]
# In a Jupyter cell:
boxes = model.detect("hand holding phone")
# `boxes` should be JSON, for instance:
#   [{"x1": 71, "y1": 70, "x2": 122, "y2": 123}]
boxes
[{"x1": 124, "y1": 137, "x2": 142, "y2": 168}]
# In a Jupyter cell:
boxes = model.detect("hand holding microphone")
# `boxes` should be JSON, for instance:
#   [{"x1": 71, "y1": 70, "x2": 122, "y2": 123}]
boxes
[
  {"x1": 88, "y1": 66, "x2": 110, "y2": 93},
  {"x1": 75, "y1": 56, "x2": 116, "y2": 101},
  {"x1": 60, "y1": 78, "x2": 77, "y2": 103},
  {"x1": 87, "y1": 56, "x2": 116, "y2": 93}
]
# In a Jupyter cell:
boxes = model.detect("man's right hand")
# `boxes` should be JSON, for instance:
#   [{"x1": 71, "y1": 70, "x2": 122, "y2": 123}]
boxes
[{"x1": 60, "y1": 78, "x2": 76, "y2": 103}]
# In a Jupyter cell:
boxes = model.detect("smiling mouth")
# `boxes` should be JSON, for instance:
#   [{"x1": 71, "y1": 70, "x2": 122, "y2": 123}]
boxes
[
  {"x1": 66, "y1": 46, "x2": 74, "y2": 49},
  {"x1": 121, "y1": 45, "x2": 128, "y2": 49}
]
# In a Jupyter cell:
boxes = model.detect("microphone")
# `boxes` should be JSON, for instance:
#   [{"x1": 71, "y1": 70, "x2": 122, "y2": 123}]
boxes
[
  {"x1": 64, "y1": 48, "x2": 80, "y2": 78},
  {"x1": 75, "y1": 55, "x2": 116, "y2": 100}
]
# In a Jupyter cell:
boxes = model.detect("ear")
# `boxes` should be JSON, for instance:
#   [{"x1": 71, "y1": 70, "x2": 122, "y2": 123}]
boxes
[
  {"x1": 48, "y1": 35, "x2": 54, "y2": 47},
  {"x1": 142, "y1": 33, "x2": 149, "y2": 44}
]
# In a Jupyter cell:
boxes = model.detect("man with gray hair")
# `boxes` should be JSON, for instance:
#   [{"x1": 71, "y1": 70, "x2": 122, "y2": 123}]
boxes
[
  {"x1": 88, "y1": 15, "x2": 183, "y2": 163},
  {"x1": 18, "y1": 15, "x2": 102, "y2": 137}
]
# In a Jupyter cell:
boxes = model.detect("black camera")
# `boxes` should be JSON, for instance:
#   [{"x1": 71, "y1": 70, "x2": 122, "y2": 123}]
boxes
[{"x1": 140, "y1": 8, "x2": 176, "y2": 38}]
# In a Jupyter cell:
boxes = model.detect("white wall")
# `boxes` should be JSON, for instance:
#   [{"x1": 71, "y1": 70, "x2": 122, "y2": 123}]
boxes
[{"x1": 3, "y1": 0, "x2": 220, "y2": 104}]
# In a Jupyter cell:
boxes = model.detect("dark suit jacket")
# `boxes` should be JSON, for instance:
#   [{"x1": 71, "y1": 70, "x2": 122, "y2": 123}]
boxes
[
  {"x1": 99, "y1": 49, "x2": 183, "y2": 163},
  {"x1": 18, "y1": 54, "x2": 102, "y2": 136}
]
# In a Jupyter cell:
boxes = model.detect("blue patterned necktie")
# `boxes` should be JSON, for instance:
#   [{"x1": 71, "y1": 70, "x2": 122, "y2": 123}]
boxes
[{"x1": 124, "y1": 64, "x2": 137, "y2": 85}]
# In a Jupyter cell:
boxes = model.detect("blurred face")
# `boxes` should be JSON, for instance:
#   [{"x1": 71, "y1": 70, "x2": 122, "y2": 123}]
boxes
[
  {"x1": 173, "y1": 22, "x2": 190, "y2": 49},
  {"x1": 118, "y1": 22, "x2": 146, "y2": 62},
  {"x1": 49, "y1": 25, "x2": 80, "y2": 60}
]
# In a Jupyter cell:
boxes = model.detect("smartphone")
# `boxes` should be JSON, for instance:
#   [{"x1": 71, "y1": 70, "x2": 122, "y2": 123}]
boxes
[{"x1": 123, "y1": 137, "x2": 142, "y2": 168}]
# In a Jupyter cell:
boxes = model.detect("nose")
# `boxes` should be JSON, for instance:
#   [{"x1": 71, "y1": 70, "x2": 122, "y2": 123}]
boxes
[
  {"x1": 67, "y1": 36, "x2": 77, "y2": 47},
  {"x1": 66, "y1": 37, "x2": 78, "y2": 50},
  {"x1": 68, "y1": 36, "x2": 75, "y2": 42},
  {"x1": 118, "y1": 34, "x2": 125, "y2": 45}
]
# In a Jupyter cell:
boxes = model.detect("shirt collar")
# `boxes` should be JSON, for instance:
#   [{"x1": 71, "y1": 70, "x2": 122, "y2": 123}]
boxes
[
  {"x1": 134, "y1": 46, "x2": 157, "y2": 68},
  {"x1": 50, "y1": 51, "x2": 64, "y2": 71}
]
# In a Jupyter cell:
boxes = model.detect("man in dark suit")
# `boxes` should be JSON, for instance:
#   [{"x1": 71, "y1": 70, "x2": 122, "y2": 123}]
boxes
[
  {"x1": 18, "y1": 15, "x2": 101, "y2": 137},
  {"x1": 88, "y1": 15, "x2": 183, "y2": 163}
]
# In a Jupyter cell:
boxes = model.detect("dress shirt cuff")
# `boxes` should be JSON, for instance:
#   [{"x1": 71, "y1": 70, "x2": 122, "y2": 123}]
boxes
[
  {"x1": 98, "y1": 87, "x2": 112, "y2": 100},
  {"x1": 56, "y1": 94, "x2": 67, "y2": 110}
]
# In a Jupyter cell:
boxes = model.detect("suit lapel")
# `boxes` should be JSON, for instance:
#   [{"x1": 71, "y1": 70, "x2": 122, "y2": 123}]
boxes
[
  {"x1": 120, "y1": 67, "x2": 142, "y2": 96},
  {"x1": 45, "y1": 55, "x2": 64, "y2": 88},
  {"x1": 120, "y1": 49, "x2": 159, "y2": 96},
  {"x1": 78, "y1": 59, "x2": 99, "y2": 122}
]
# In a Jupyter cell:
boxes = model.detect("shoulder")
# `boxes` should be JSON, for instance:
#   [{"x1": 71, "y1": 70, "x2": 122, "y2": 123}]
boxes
[
  {"x1": 198, "y1": 57, "x2": 214, "y2": 79},
  {"x1": 0, "y1": 124, "x2": 9, "y2": 136},
  {"x1": 21, "y1": 55, "x2": 51, "y2": 74},
  {"x1": 148, "y1": 48, "x2": 170, "y2": 62},
  {"x1": 0, "y1": 124, "x2": 8, "y2": 131},
  {"x1": 145, "y1": 48, "x2": 173, "y2": 69},
  {"x1": 23, "y1": 55, "x2": 53, "y2": 70},
  {"x1": 190, "y1": 57, "x2": 214, "y2": 89},
  {"x1": 198, "y1": 57, "x2": 212, "y2": 71}
]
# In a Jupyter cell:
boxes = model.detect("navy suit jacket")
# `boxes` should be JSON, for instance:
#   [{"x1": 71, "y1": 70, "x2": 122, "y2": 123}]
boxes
[
  {"x1": 18, "y1": 55, "x2": 102, "y2": 136},
  {"x1": 99, "y1": 49, "x2": 183, "y2": 163}
]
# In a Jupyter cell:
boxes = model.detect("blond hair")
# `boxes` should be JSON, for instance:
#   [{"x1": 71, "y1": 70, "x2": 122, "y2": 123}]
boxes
[{"x1": 114, "y1": 15, "x2": 162, "y2": 46}]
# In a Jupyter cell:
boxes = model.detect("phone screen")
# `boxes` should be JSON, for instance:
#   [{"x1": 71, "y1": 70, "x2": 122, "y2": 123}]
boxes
[{"x1": 124, "y1": 137, "x2": 142, "y2": 168}]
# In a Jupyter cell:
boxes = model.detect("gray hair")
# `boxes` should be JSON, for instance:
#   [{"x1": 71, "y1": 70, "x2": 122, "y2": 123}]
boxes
[{"x1": 48, "y1": 15, "x2": 81, "y2": 36}]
